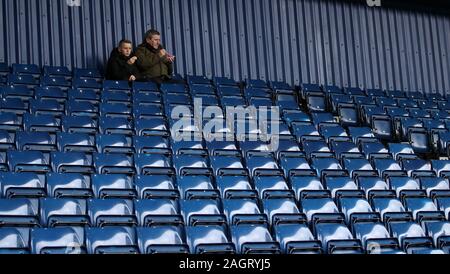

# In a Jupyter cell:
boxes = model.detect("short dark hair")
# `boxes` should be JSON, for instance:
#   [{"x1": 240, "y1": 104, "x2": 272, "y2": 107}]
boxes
[
  {"x1": 144, "y1": 29, "x2": 160, "y2": 40},
  {"x1": 118, "y1": 39, "x2": 132, "y2": 47}
]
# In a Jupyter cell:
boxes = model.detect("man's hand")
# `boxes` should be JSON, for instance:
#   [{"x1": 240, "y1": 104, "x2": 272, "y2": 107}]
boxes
[
  {"x1": 129, "y1": 75, "x2": 136, "y2": 81},
  {"x1": 159, "y1": 49, "x2": 167, "y2": 57},
  {"x1": 166, "y1": 55, "x2": 176, "y2": 63},
  {"x1": 127, "y1": 56, "x2": 138, "y2": 65}
]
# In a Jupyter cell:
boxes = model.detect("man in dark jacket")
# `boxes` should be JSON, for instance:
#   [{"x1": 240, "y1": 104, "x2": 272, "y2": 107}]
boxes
[
  {"x1": 135, "y1": 29, "x2": 176, "y2": 84},
  {"x1": 105, "y1": 39, "x2": 143, "y2": 82}
]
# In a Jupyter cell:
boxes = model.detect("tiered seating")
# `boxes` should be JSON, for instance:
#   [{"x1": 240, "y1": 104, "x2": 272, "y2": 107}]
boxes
[{"x1": 0, "y1": 62, "x2": 449, "y2": 254}]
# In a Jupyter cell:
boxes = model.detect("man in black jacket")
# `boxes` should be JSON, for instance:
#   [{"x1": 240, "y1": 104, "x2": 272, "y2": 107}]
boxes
[{"x1": 105, "y1": 39, "x2": 143, "y2": 82}]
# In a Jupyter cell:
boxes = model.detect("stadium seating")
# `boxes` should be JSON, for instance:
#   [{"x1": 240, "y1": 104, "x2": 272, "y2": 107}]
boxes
[{"x1": 0, "y1": 62, "x2": 449, "y2": 254}]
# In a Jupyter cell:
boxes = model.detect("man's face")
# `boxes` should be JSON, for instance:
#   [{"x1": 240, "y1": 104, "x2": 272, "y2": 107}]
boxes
[
  {"x1": 147, "y1": 35, "x2": 161, "y2": 50},
  {"x1": 119, "y1": 43, "x2": 133, "y2": 57}
]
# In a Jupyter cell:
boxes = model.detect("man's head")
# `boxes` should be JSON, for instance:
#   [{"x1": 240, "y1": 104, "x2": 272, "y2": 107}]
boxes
[
  {"x1": 118, "y1": 39, "x2": 133, "y2": 57},
  {"x1": 144, "y1": 29, "x2": 161, "y2": 50}
]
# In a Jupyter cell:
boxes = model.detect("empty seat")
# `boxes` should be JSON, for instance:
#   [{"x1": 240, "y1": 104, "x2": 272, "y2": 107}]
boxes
[
  {"x1": 16, "y1": 132, "x2": 56, "y2": 152},
  {"x1": 7, "y1": 150, "x2": 51, "y2": 173},
  {"x1": 134, "y1": 154, "x2": 173, "y2": 176},
  {"x1": 31, "y1": 227, "x2": 85, "y2": 254},
  {"x1": 39, "y1": 198, "x2": 89, "y2": 227},
  {"x1": 231, "y1": 224, "x2": 281, "y2": 254},
  {"x1": 12, "y1": 64, "x2": 41, "y2": 76},
  {"x1": 134, "y1": 175, "x2": 178, "y2": 200},
  {"x1": 62, "y1": 116, "x2": 98, "y2": 134},
  {"x1": 0, "y1": 198, "x2": 39, "y2": 227},
  {"x1": 94, "y1": 153, "x2": 135, "y2": 175},
  {"x1": 96, "y1": 134, "x2": 134, "y2": 154},
  {"x1": 186, "y1": 226, "x2": 235, "y2": 254},
  {"x1": 99, "y1": 117, "x2": 133, "y2": 135},
  {"x1": 46, "y1": 173, "x2": 93, "y2": 198},
  {"x1": 0, "y1": 172, "x2": 46, "y2": 198},
  {"x1": 136, "y1": 226, "x2": 188, "y2": 254},
  {"x1": 223, "y1": 198, "x2": 267, "y2": 225},
  {"x1": 91, "y1": 174, "x2": 136, "y2": 199},
  {"x1": 85, "y1": 227, "x2": 138, "y2": 254},
  {"x1": 0, "y1": 228, "x2": 30, "y2": 254},
  {"x1": 88, "y1": 199, "x2": 136, "y2": 227},
  {"x1": 51, "y1": 152, "x2": 94, "y2": 174},
  {"x1": 134, "y1": 199, "x2": 182, "y2": 227},
  {"x1": 23, "y1": 114, "x2": 61, "y2": 133},
  {"x1": 253, "y1": 175, "x2": 291, "y2": 199},
  {"x1": 180, "y1": 199, "x2": 225, "y2": 226},
  {"x1": 57, "y1": 132, "x2": 96, "y2": 153},
  {"x1": 314, "y1": 216, "x2": 363, "y2": 254}
]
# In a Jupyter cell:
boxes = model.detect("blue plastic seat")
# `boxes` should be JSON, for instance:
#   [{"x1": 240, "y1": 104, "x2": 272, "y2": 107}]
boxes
[
  {"x1": 31, "y1": 227, "x2": 85, "y2": 254},
  {"x1": 134, "y1": 154, "x2": 174, "y2": 176},
  {"x1": 16, "y1": 131, "x2": 56, "y2": 152},
  {"x1": 93, "y1": 153, "x2": 135, "y2": 175},
  {"x1": 39, "y1": 198, "x2": 89, "y2": 227},
  {"x1": 100, "y1": 103, "x2": 132, "y2": 119},
  {"x1": 73, "y1": 68, "x2": 102, "y2": 79},
  {"x1": 245, "y1": 151, "x2": 281, "y2": 178},
  {"x1": 62, "y1": 116, "x2": 98, "y2": 134},
  {"x1": 214, "y1": 77, "x2": 238, "y2": 87},
  {"x1": 210, "y1": 155, "x2": 244, "y2": 177},
  {"x1": 0, "y1": 98, "x2": 29, "y2": 115},
  {"x1": 314, "y1": 216, "x2": 363, "y2": 254},
  {"x1": 223, "y1": 198, "x2": 266, "y2": 225},
  {"x1": 12, "y1": 64, "x2": 41, "y2": 76},
  {"x1": 0, "y1": 172, "x2": 46, "y2": 198},
  {"x1": 387, "y1": 216, "x2": 434, "y2": 253},
  {"x1": 1, "y1": 85, "x2": 34, "y2": 101},
  {"x1": 73, "y1": 78, "x2": 102, "y2": 90},
  {"x1": 134, "y1": 175, "x2": 178, "y2": 200},
  {"x1": 253, "y1": 175, "x2": 291, "y2": 199},
  {"x1": 231, "y1": 224, "x2": 281, "y2": 254},
  {"x1": 300, "y1": 191, "x2": 340, "y2": 222},
  {"x1": 68, "y1": 89, "x2": 100, "y2": 104},
  {"x1": 41, "y1": 76, "x2": 71, "y2": 89},
  {"x1": 88, "y1": 199, "x2": 136, "y2": 227},
  {"x1": 132, "y1": 136, "x2": 169, "y2": 155},
  {"x1": 262, "y1": 198, "x2": 303, "y2": 226},
  {"x1": 274, "y1": 221, "x2": 321, "y2": 254},
  {"x1": 0, "y1": 198, "x2": 39, "y2": 227},
  {"x1": 172, "y1": 153, "x2": 210, "y2": 176},
  {"x1": 323, "y1": 176, "x2": 359, "y2": 198},
  {"x1": 370, "y1": 194, "x2": 406, "y2": 221},
  {"x1": 85, "y1": 227, "x2": 138, "y2": 254},
  {"x1": 180, "y1": 199, "x2": 225, "y2": 226},
  {"x1": 96, "y1": 134, "x2": 134, "y2": 154},
  {"x1": 7, "y1": 74, "x2": 39, "y2": 87},
  {"x1": 51, "y1": 152, "x2": 94, "y2": 174},
  {"x1": 160, "y1": 83, "x2": 186, "y2": 94},
  {"x1": 103, "y1": 80, "x2": 130, "y2": 91},
  {"x1": 35, "y1": 87, "x2": 67, "y2": 102},
  {"x1": 66, "y1": 100, "x2": 99, "y2": 117},
  {"x1": 30, "y1": 99, "x2": 63, "y2": 117},
  {"x1": 134, "y1": 199, "x2": 181, "y2": 227},
  {"x1": 23, "y1": 113, "x2": 61, "y2": 133},
  {"x1": 46, "y1": 173, "x2": 93, "y2": 198},
  {"x1": 0, "y1": 228, "x2": 30, "y2": 254},
  {"x1": 337, "y1": 193, "x2": 374, "y2": 223},
  {"x1": 246, "y1": 79, "x2": 268, "y2": 89},
  {"x1": 7, "y1": 150, "x2": 51, "y2": 173},
  {"x1": 91, "y1": 174, "x2": 136, "y2": 199},
  {"x1": 0, "y1": 130, "x2": 15, "y2": 151},
  {"x1": 0, "y1": 112, "x2": 22, "y2": 132},
  {"x1": 133, "y1": 103, "x2": 164, "y2": 119},
  {"x1": 136, "y1": 226, "x2": 188, "y2": 254},
  {"x1": 352, "y1": 217, "x2": 400, "y2": 254},
  {"x1": 404, "y1": 195, "x2": 441, "y2": 221},
  {"x1": 186, "y1": 225, "x2": 235, "y2": 254},
  {"x1": 387, "y1": 176, "x2": 421, "y2": 197},
  {"x1": 135, "y1": 117, "x2": 169, "y2": 137},
  {"x1": 57, "y1": 132, "x2": 96, "y2": 153},
  {"x1": 216, "y1": 174, "x2": 255, "y2": 199},
  {"x1": 43, "y1": 66, "x2": 71, "y2": 77},
  {"x1": 99, "y1": 116, "x2": 133, "y2": 135}
]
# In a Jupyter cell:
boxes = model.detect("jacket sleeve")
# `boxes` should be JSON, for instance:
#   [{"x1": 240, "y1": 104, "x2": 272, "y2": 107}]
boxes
[
  {"x1": 107, "y1": 59, "x2": 129, "y2": 81},
  {"x1": 135, "y1": 47, "x2": 167, "y2": 70}
]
